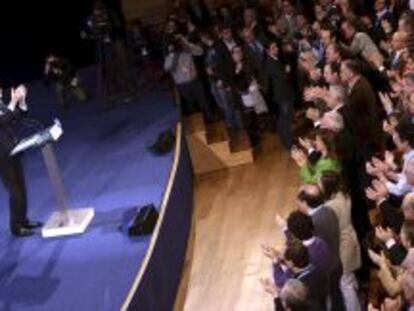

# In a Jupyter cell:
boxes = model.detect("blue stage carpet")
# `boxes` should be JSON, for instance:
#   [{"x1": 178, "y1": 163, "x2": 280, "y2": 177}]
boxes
[{"x1": 0, "y1": 78, "x2": 179, "y2": 310}]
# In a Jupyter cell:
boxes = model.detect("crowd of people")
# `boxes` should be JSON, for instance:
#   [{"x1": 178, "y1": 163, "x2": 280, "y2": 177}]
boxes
[{"x1": 161, "y1": 0, "x2": 414, "y2": 310}]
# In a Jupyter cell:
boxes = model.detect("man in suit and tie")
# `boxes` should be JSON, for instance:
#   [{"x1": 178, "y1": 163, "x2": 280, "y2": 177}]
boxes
[
  {"x1": 297, "y1": 183, "x2": 345, "y2": 311},
  {"x1": 382, "y1": 31, "x2": 407, "y2": 72},
  {"x1": 241, "y1": 28, "x2": 267, "y2": 86},
  {"x1": 0, "y1": 86, "x2": 42, "y2": 237},
  {"x1": 264, "y1": 41, "x2": 295, "y2": 149}
]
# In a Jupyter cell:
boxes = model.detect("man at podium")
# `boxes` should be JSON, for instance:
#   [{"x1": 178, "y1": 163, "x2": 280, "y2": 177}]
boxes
[{"x1": 0, "y1": 86, "x2": 42, "y2": 237}]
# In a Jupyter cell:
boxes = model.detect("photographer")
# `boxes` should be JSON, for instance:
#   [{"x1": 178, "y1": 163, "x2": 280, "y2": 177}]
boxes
[
  {"x1": 164, "y1": 34, "x2": 212, "y2": 120},
  {"x1": 83, "y1": 1, "x2": 136, "y2": 102},
  {"x1": 44, "y1": 54, "x2": 88, "y2": 109}
]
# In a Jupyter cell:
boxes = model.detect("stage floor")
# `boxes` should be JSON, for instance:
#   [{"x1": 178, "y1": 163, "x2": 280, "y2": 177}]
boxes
[{"x1": 0, "y1": 78, "x2": 179, "y2": 310}]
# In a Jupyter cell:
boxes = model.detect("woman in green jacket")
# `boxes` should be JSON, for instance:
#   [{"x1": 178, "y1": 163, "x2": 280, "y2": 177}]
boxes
[{"x1": 291, "y1": 130, "x2": 341, "y2": 184}]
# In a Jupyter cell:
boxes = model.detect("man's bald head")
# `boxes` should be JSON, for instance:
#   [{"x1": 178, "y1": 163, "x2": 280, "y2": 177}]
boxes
[{"x1": 297, "y1": 184, "x2": 324, "y2": 210}]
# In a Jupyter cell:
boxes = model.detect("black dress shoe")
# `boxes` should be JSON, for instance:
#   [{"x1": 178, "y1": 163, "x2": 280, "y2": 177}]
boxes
[
  {"x1": 11, "y1": 227, "x2": 35, "y2": 237},
  {"x1": 23, "y1": 221, "x2": 43, "y2": 229}
]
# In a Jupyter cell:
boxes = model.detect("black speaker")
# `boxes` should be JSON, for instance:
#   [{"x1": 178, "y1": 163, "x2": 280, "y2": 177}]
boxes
[{"x1": 128, "y1": 204, "x2": 159, "y2": 236}]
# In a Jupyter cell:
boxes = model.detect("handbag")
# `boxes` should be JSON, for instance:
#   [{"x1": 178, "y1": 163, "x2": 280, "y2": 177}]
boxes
[{"x1": 249, "y1": 80, "x2": 269, "y2": 114}]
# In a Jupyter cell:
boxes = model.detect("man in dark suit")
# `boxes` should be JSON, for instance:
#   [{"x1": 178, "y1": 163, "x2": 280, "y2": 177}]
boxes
[
  {"x1": 241, "y1": 28, "x2": 267, "y2": 86},
  {"x1": 382, "y1": 31, "x2": 406, "y2": 72},
  {"x1": 264, "y1": 41, "x2": 295, "y2": 149},
  {"x1": 297, "y1": 183, "x2": 345, "y2": 311},
  {"x1": 273, "y1": 240, "x2": 328, "y2": 311},
  {"x1": 340, "y1": 59, "x2": 382, "y2": 155},
  {"x1": 215, "y1": 26, "x2": 242, "y2": 87},
  {"x1": 372, "y1": 0, "x2": 394, "y2": 43},
  {"x1": 0, "y1": 87, "x2": 42, "y2": 237},
  {"x1": 340, "y1": 59, "x2": 383, "y2": 241}
]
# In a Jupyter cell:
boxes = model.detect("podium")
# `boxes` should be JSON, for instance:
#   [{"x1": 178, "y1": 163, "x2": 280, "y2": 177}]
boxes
[{"x1": 11, "y1": 119, "x2": 95, "y2": 238}]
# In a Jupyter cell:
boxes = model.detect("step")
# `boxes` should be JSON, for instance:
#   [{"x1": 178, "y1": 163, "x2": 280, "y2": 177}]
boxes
[{"x1": 206, "y1": 121, "x2": 229, "y2": 145}]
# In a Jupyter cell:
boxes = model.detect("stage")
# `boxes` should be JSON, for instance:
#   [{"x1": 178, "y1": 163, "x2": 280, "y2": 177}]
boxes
[{"x1": 0, "y1": 74, "x2": 189, "y2": 310}]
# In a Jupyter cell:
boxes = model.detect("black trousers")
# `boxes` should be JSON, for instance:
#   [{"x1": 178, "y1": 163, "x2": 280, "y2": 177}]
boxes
[
  {"x1": 177, "y1": 79, "x2": 213, "y2": 121},
  {"x1": 276, "y1": 99, "x2": 294, "y2": 150},
  {"x1": 0, "y1": 156, "x2": 28, "y2": 231}
]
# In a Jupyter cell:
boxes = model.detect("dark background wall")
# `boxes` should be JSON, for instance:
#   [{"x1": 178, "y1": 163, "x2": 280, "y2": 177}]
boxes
[{"x1": 0, "y1": 0, "x2": 123, "y2": 87}]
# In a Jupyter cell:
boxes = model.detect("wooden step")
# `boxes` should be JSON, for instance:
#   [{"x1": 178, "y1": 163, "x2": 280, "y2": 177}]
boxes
[
  {"x1": 206, "y1": 121, "x2": 229, "y2": 145},
  {"x1": 184, "y1": 114, "x2": 254, "y2": 175}
]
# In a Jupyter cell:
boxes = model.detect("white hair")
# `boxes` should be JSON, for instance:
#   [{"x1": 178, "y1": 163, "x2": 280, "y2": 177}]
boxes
[{"x1": 280, "y1": 279, "x2": 308, "y2": 311}]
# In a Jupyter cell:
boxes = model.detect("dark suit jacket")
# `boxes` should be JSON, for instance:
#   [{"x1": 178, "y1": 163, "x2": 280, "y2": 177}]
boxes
[
  {"x1": 343, "y1": 76, "x2": 382, "y2": 153},
  {"x1": 311, "y1": 205, "x2": 341, "y2": 264},
  {"x1": 296, "y1": 265, "x2": 327, "y2": 311},
  {"x1": 0, "y1": 104, "x2": 21, "y2": 160},
  {"x1": 264, "y1": 56, "x2": 295, "y2": 104},
  {"x1": 372, "y1": 11, "x2": 394, "y2": 43},
  {"x1": 215, "y1": 39, "x2": 241, "y2": 86},
  {"x1": 0, "y1": 103, "x2": 43, "y2": 162},
  {"x1": 243, "y1": 41, "x2": 267, "y2": 87}
]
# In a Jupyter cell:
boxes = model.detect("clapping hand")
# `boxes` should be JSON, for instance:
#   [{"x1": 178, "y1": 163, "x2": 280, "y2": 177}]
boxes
[
  {"x1": 366, "y1": 161, "x2": 380, "y2": 176},
  {"x1": 372, "y1": 157, "x2": 389, "y2": 172},
  {"x1": 368, "y1": 249, "x2": 387, "y2": 268},
  {"x1": 384, "y1": 151, "x2": 397, "y2": 171},
  {"x1": 260, "y1": 278, "x2": 279, "y2": 298},
  {"x1": 275, "y1": 214, "x2": 286, "y2": 230},
  {"x1": 291, "y1": 147, "x2": 307, "y2": 167},
  {"x1": 365, "y1": 179, "x2": 389, "y2": 203},
  {"x1": 261, "y1": 245, "x2": 281, "y2": 262},
  {"x1": 375, "y1": 226, "x2": 394, "y2": 243},
  {"x1": 373, "y1": 178, "x2": 389, "y2": 196},
  {"x1": 305, "y1": 107, "x2": 321, "y2": 122},
  {"x1": 303, "y1": 87, "x2": 316, "y2": 102},
  {"x1": 15, "y1": 85, "x2": 28, "y2": 111},
  {"x1": 298, "y1": 137, "x2": 313, "y2": 151},
  {"x1": 378, "y1": 92, "x2": 394, "y2": 114},
  {"x1": 383, "y1": 119, "x2": 397, "y2": 135},
  {"x1": 368, "y1": 298, "x2": 401, "y2": 311}
]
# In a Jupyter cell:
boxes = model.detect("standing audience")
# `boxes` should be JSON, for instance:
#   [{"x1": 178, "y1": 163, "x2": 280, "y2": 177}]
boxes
[{"x1": 161, "y1": 0, "x2": 414, "y2": 309}]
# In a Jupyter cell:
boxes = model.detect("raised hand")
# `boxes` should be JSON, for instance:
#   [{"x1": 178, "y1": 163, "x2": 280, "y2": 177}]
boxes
[
  {"x1": 261, "y1": 245, "x2": 281, "y2": 262},
  {"x1": 371, "y1": 157, "x2": 388, "y2": 172},
  {"x1": 298, "y1": 137, "x2": 313, "y2": 151},
  {"x1": 260, "y1": 278, "x2": 279, "y2": 298},
  {"x1": 373, "y1": 179, "x2": 389, "y2": 196},
  {"x1": 375, "y1": 226, "x2": 394, "y2": 243},
  {"x1": 367, "y1": 249, "x2": 386, "y2": 267},
  {"x1": 291, "y1": 148, "x2": 307, "y2": 167},
  {"x1": 383, "y1": 119, "x2": 396, "y2": 135},
  {"x1": 305, "y1": 108, "x2": 320, "y2": 122},
  {"x1": 378, "y1": 92, "x2": 394, "y2": 114},
  {"x1": 384, "y1": 151, "x2": 397, "y2": 171},
  {"x1": 366, "y1": 161, "x2": 379, "y2": 176},
  {"x1": 275, "y1": 214, "x2": 286, "y2": 229}
]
